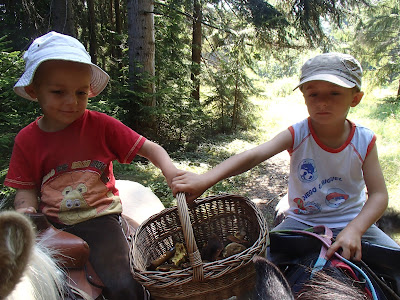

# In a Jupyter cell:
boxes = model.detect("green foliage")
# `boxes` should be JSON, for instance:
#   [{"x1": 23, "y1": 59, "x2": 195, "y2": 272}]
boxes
[
  {"x1": 253, "y1": 49, "x2": 306, "y2": 83},
  {"x1": 152, "y1": 2, "x2": 205, "y2": 148},
  {"x1": 238, "y1": 0, "x2": 288, "y2": 29},
  {"x1": 0, "y1": 0, "x2": 49, "y2": 50},
  {"x1": 366, "y1": 97, "x2": 400, "y2": 122},
  {"x1": 113, "y1": 161, "x2": 176, "y2": 207},
  {"x1": 0, "y1": 0, "x2": 378, "y2": 153},
  {"x1": 282, "y1": 0, "x2": 371, "y2": 46},
  {"x1": 2, "y1": 0, "x2": 395, "y2": 211},
  {"x1": 200, "y1": 4, "x2": 262, "y2": 134},
  {"x1": 0, "y1": 36, "x2": 32, "y2": 208},
  {"x1": 348, "y1": 89, "x2": 400, "y2": 208},
  {"x1": 268, "y1": 77, "x2": 298, "y2": 98},
  {"x1": 352, "y1": 0, "x2": 400, "y2": 90},
  {"x1": 203, "y1": 60, "x2": 257, "y2": 133},
  {"x1": 0, "y1": 36, "x2": 41, "y2": 171}
]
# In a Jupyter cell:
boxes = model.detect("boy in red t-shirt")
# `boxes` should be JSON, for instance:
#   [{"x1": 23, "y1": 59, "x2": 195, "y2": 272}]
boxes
[{"x1": 5, "y1": 31, "x2": 179, "y2": 300}]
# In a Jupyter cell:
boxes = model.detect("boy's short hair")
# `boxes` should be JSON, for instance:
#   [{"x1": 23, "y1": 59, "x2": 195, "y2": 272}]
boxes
[
  {"x1": 14, "y1": 31, "x2": 110, "y2": 101},
  {"x1": 294, "y1": 52, "x2": 362, "y2": 91}
]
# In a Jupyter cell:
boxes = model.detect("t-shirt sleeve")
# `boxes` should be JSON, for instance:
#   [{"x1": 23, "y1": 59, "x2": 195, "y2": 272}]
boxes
[
  {"x1": 352, "y1": 124, "x2": 377, "y2": 163},
  {"x1": 4, "y1": 135, "x2": 37, "y2": 189},
  {"x1": 103, "y1": 114, "x2": 146, "y2": 164},
  {"x1": 287, "y1": 126, "x2": 295, "y2": 153}
]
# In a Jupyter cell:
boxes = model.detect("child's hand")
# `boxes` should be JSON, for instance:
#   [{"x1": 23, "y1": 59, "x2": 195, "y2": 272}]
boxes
[
  {"x1": 172, "y1": 170, "x2": 209, "y2": 203},
  {"x1": 162, "y1": 166, "x2": 181, "y2": 188},
  {"x1": 326, "y1": 226, "x2": 362, "y2": 261},
  {"x1": 16, "y1": 206, "x2": 37, "y2": 214}
]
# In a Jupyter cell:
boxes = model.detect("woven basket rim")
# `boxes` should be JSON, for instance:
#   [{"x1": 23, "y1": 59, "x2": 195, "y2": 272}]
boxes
[
  {"x1": 130, "y1": 193, "x2": 268, "y2": 291},
  {"x1": 133, "y1": 193, "x2": 265, "y2": 231}
]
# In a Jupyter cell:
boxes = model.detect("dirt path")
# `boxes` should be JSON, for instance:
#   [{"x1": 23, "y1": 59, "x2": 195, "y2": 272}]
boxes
[{"x1": 241, "y1": 153, "x2": 290, "y2": 230}]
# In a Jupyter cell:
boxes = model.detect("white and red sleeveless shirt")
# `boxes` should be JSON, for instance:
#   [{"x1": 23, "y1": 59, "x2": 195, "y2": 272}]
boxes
[{"x1": 285, "y1": 118, "x2": 376, "y2": 228}]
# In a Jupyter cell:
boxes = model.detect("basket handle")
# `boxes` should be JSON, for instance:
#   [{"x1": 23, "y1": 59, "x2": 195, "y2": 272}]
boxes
[{"x1": 176, "y1": 192, "x2": 204, "y2": 282}]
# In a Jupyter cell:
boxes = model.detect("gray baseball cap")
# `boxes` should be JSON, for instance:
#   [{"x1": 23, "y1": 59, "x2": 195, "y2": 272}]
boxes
[{"x1": 294, "y1": 52, "x2": 362, "y2": 90}]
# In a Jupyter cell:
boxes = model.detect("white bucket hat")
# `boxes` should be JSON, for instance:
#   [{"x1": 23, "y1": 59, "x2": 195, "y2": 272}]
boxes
[
  {"x1": 14, "y1": 31, "x2": 110, "y2": 101},
  {"x1": 294, "y1": 52, "x2": 362, "y2": 90}
]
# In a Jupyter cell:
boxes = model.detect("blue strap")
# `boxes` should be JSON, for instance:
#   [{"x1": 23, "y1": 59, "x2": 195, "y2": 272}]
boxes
[
  {"x1": 339, "y1": 256, "x2": 378, "y2": 300},
  {"x1": 311, "y1": 256, "x2": 327, "y2": 276}
]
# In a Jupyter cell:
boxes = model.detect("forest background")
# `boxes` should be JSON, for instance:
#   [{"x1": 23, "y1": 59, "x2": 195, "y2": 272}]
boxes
[{"x1": 1, "y1": 0, "x2": 400, "y2": 222}]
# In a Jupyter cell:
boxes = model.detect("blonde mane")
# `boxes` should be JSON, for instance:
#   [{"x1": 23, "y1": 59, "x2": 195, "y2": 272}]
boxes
[{"x1": 0, "y1": 211, "x2": 65, "y2": 300}]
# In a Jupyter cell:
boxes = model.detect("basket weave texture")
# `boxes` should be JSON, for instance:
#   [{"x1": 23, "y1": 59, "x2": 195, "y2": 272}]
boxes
[{"x1": 130, "y1": 193, "x2": 268, "y2": 300}]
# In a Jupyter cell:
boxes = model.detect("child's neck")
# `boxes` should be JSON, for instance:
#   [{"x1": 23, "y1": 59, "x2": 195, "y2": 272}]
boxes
[
  {"x1": 310, "y1": 119, "x2": 351, "y2": 149},
  {"x1": 38, "y1": 117, "x2": 69, "y2": 132}
]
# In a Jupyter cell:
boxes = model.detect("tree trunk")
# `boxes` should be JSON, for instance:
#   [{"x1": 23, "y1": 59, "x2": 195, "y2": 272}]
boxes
[
  {"x1": 397, "y1": 79, "x2": 400, "y2": 98},
  {"x1": 109, "y1": 0, "x2": 114, "y2": 57},
  {"x1": 127, "y1": 0, "x2": 156, "y2": 107},
  {"x1": 51, "y1": 0, "x2": 76, "y2": 37},
  {"x1": 87, "y1": 0, "x2": 97, "y2": 64},
  {"x1": 191, "y1": 0, "x2": 202, "y2": 102},
  {"x1": 231, "y1": 73, "x2": 239, "y2": 131},
  {"x1": 114, "y1": 0, "x2": 123, "y2": 65},
  {"x1": 115, "y1": 0, "x2": 122, "y2": 36},
  {"x1": 126, "y1": 0, "x2": 156, "y2": 134}
]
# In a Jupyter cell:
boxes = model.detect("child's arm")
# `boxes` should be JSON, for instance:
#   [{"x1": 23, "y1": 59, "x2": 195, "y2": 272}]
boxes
[
  {"x1": 137, "y1": 140, "x2": 179, "y2": 187},
  {"x1": 172, "y1": 129, "x2": 293, "y2": 202},
  {"x1": 14, "y1": 189, "x2": 39, "y2": 213},
  {"x1": 326, "y1": 144, "x2": 388, "y2": 261}
]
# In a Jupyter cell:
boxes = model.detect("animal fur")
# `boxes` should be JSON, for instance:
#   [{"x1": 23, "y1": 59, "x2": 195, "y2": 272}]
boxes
[
  {"x1": 296, "y1": 268, "x2": 369, "y2": 300},
  {"x1": 0, "y1": 211, "x2": 65, "y2": 300},
  {"x1": 253, "y1": 256, "x2": 369, "y2": 300},
  {"x1": 0, "y1": 211, "x2": 35, "y2": 299},
  {"x1": 116, "y1": 179, "x2": 165, "y2": 225},
  {"x1": 377, "y1": 208, "x2": 400, "y2": 237},
  {"x1": 253, "y1": 256, "x2": 294, "y2": 300}
]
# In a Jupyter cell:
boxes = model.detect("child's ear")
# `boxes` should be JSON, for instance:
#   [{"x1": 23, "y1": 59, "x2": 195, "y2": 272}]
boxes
[
  {"x1": 351, "y1": 91, "x2": 364, "y2": 107},
  {"x1": 24, "y1": 84, "x2": 37, "y2": 99}
]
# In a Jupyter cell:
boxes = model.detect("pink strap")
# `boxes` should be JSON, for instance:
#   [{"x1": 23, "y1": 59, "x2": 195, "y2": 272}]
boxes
[
  {"x1": 285, "y1": 225, "x2": 346, "y2": 261},
  {"x1": 285, "y1": 225, "x2": 334, "y2": 274}
]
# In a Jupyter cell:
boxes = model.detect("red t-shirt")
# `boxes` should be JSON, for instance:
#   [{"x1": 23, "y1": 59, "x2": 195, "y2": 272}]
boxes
[{"x1": 5, "y1": 110, "x2": 146, "y2": 225}]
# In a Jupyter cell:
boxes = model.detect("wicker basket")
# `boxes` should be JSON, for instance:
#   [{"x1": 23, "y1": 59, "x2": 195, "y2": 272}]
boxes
[{"x1": 130, "y1": 193, "x2": 268, "y2": 300}]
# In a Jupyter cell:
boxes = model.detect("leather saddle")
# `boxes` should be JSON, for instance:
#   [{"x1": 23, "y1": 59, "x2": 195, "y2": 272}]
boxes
[{"x1": 28, "y1": 213, "x2": 105, "y2": 299}]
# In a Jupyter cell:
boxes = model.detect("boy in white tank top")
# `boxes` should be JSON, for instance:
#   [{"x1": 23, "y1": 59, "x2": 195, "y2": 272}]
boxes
[{"x1": 172, "y1": 52, "x2": 400, "y2": 261}]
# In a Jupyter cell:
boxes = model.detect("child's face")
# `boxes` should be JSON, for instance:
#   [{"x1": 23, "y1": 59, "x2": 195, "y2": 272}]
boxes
[
  {"x1": 25, "y1": 60, "x2": 91, "y2": 132},
  {"x1": 301, "y1": 80, "x2": 363, "y2": 125}
]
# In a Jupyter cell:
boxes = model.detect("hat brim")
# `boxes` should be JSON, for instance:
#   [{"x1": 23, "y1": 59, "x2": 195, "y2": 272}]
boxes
[
  {"x1": 293, "y1": 74, "x2": 357, "y2": 91},
  {"x1": 14, "y1": 59, "x2": 109, "y2": 101}
]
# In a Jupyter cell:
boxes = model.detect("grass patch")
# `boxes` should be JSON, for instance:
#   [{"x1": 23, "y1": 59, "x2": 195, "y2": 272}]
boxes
[
  {"x1": 349, "y1": 87, "x2": 400, "y2": 211},
  {"x1": 114, "y1": 161, "x2": 176, "y2": 208}
]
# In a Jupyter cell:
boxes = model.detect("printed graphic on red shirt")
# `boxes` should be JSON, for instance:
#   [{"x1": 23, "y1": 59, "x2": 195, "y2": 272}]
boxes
[{"x1": 40, "y1": 166, "x2": 122, "y2": 225}]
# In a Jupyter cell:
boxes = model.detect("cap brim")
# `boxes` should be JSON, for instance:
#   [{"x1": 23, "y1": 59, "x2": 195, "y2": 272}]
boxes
[{"x1": 293, "y1": 74, "x2": 357, "y2": 91}]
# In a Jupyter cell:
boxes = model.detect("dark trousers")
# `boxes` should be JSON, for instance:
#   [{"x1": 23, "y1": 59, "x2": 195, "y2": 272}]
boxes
[{"x1": 57, "y1": 214, "x2": 144, "y2": 300}]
